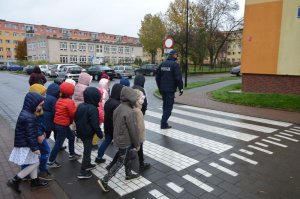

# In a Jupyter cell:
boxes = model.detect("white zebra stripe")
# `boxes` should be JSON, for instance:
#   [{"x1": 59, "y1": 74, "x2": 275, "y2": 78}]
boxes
[
  {"x1": 219, "y1": 158, "x2": 234, "y2": 165},
  {"x1": 284, "y1": 130, "x2": 300, "y2": 135},
  {"x1": 178, "y1": 105, "x2": 292, "y2": 127},
  {"x1": 195, "y1": 168, "x2": 212, "y2": 177},
  {"x1": 239, "y1": 149, "x2": 254, "y2": 155},
  {"x1": 230, "y1": 153, "x2": 258, "y2": 165},
  {"x1": 274, "y1": 134, "x2": 299, "y2": 142},
  {"x1": 209, "y1": 162, "x2": 238, "y2": 177},
  {"x1": 267, "y1": 136, "x2": 281, "y2": 141},
  {"x1": 145, "y1": 121, "x2": 232, "y2": 154},
  {"x1": 290, "y1": 128, "x2": 300, "y2": 132},
  {"x1": 147, "y1": 111, "x2": 258, "y2": 141},
  {"x1": 248, "y1": 145, "x2": 273, "y2": 154},
  {"x1": 279, "y1": 132, "x2": 293, "y2": 137},
  {"x1": 255, "y1": 142, "x2": 269, "y2": 147},
  {"x1": 183, "y1": 175, "x2": 214, "y2": 192},
  {"x1": 170, "y1": 108, "x2": 277, "y2": 133},
  {"x1": 261, "y1": 139, "x2": 288, "y2": 148}
]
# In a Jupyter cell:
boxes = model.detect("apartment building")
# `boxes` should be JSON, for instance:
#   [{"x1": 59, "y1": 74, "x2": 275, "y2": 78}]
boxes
[
  {"x1": 0, "y1": 19, "x2": 139, "y2": 63},
  {"x1": 27, "y1": 35, "x2": 143, "y2": 65},
  {"x1": 226, "y1": 30, "x2": 242, "y2": 65}
]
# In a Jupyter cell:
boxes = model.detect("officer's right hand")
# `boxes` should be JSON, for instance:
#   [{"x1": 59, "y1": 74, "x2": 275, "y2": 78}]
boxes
[{"x1": 179, "y1": 89, "x2": 183, "y2": 96}]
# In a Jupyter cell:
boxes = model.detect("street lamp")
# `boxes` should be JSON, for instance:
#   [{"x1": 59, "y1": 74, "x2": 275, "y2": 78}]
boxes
[{"x1": 185, "y1": 0, "x2": 189, "y2": 88}]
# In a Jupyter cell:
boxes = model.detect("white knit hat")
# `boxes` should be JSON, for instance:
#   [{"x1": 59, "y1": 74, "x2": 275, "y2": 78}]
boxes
[{"x1": 65, "y1": 78, "x2": 76, "y2": 86}]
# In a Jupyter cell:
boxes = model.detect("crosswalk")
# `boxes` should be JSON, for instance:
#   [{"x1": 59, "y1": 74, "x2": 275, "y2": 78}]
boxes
[{"x1": 54, "y1": 105, "x2": 299, "y2": 198}]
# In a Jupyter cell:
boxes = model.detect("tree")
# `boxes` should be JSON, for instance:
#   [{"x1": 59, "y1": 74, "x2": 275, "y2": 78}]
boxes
[
  {"x1": 139, "y1": 14, "x2": 166, "y2": 64},
  {"x1": 15, "y1": 39, "x2": 27, "y2": 61},
  {"x1": 197, "y1": 0, "x2": 243, "y2": 67}
]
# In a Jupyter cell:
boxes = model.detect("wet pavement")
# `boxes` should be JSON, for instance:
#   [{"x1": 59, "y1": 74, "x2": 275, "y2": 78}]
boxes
[{"x1": 0, "y1": 72, "x2": 300, "y2": 199}]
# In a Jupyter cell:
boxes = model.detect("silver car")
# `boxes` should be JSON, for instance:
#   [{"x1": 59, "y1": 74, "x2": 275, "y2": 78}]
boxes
[
  {"x1": 112, "y1": 65, "x2": 134, "y2": 79},
  {"x1": 57, "y1": 65, "x2": 82, "y2": 81},
  {"x1": 230, "y1": 65, "x2": 241, "y2": 76}
]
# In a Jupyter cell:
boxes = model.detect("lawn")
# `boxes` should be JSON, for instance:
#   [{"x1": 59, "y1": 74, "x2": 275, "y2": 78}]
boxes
[{"x1": 211, "y1": 83, "x2": 300, "y2": 112}]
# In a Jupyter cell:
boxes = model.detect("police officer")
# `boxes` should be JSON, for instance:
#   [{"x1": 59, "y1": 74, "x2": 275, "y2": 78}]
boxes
[{"x1": 156, "y1": 50, "x2": 183, "y2": 129}]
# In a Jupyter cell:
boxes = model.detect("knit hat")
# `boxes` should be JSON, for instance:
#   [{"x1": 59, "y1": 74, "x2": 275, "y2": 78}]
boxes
[
  {"x1": 29, "y1": 84, "x2": 47, "y2": 96},
  {"x1": 65, "y1": 78, "x2": 76, "y2": 86},
  {"x1": 169, "y1": 50, "x2": 177, "y2": 55},
  {"x1": 101, "y1": 73, "x2": 110, "y2": 80},
  {"x1": 120, "y1": 78, "x2": 130, "y2": 87},
  {"x1": 60, "y1": 82, "x2": 75, "y2": 97}
]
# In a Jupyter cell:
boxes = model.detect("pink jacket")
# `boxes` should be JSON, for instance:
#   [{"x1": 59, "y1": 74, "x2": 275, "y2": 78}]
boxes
[
  {"x1": 97, "y1": 78, "x2": 109, "y2": 124},
  {"x1": 73, "y1": 73, "x2": 92, "y2": 106}
]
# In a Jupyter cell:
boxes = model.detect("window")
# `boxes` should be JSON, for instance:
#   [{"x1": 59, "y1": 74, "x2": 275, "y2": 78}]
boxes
[
  {"x1": 125, "y1": 47, "x2": 130, "y2": 54},
  {"x1": 60, "y1": 55, "x2": 68, "y2": 63},
  {"x1": 60, "y1": 42, "x2": 67, "y2": 50},
  {"x1": 79, "y1": 56, "x2": 87, "y2": 63},
  {"x1": 0, "y1": 47, "x2": 3, "y2": 51},
  {"x1": 0, "y1": 39, "x2": 2, "y2": 43},
  {"x1": 88, "y1": 44, "x2": 94, "y2": 52},
  {"x1": 0, "y1": 55, "x2": 3, "y2": 60},
  {"x1": 232, "y1": 58, "x2": 235, "y2": 62},
  {"x1": 70, "y1": 55, "x2": 78, "y2": 63},
  {"x1": 79, "y1": 43, "x2": 86, "y2": 51},
  {"x1": 70, "y1": 43, "x2": 77, "y2": 51},
  {"x1": 104, "y1": 45, "x2": 110, "y2": 53},
  {"x1": 6, "y1": 48, "x2": 11, "y2": 52},
  {"x1": 0, "y1": 31, "x2": 2, "y2": 35},
  {"x1": 111, "y1": 46, "x2": 117, "y2": 54},
  {"x1": 238, "y1": 52, "x2": 241, "y2": 54},
  {"x1": 13, "y1": 32, "x2": 17, "y2": 37},
  {"x1": 7, "y1": 55, "x2": 11, "y2": 59},
  {"x1": 6, "y1": 40, "x2": 11, "y2": 44},
  {"x1": 227, "y1": 52, "x2": 231, "y2": 55},
  {"x1": 13, "y1": 40, "x2": 18, "y2": 44},
  {"x1": 118, "y1": 57, "x2": 124, "y2": 63},
  {"x1": 111, "y1": 57, "x2": 117, "y2": 64},
  {"x1": 232, "y1": 52, "x2": 235, "y2": 55},
  {"x1": 118, "y1": 47, "x2": 123, "y2": 54}
]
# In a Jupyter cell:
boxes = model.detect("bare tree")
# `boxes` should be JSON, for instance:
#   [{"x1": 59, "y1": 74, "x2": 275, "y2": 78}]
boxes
[{"x1": 197, "y1": 0, "x2": 243, "y2": 67}]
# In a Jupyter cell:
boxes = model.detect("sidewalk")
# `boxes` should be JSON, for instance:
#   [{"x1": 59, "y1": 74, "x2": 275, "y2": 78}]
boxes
[
  {"x1": 175, "y1": 79, "x2": 300, "y2": 124},
  {"x1": 0, "y1": 115, "x2": 68, "y2": 199}
]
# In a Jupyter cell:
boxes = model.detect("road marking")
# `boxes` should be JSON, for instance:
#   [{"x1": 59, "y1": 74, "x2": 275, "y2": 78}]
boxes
[
  {"x1": 209, "y1": 162, "x2": 238, "y2": 177},
  {"x1": 143, "y1": 141, "x2": 198, "y2": 171},
  {"x1": 147, "y1": 111, "x2": 258, "y2": 141},
  {"x1": 170, "y1": 108, "x2": 277, "y2": 133},
  {"x1": 145, "y1": 121, "x2": 232, "y2": 154},
  {"x1": 178, "y1": 105, "x2": 292, "y2": 127},
  {"x1": 182, "y1": 175, "x2": 214, "y2": 192},
  {"x1": 58, "y1": 136, "x2": 152, "y2": 197},
  {"x1": 275, "y1": 134, "x2": 299, "y2": 142},
  {"x1": 166, "y1": 182, "x2": 184, "y2": 193},
  {"x1": 284, "y1": 130, "x2": 300, "y2": 135},
  {"x1": 195, "y1": 168, "x2": 212, "y2": 177},
  {"x1": 290, "y1": 128, "x2": 300, "y2": 132},
  {"x1": 261, "y1": 139, "x2": 288, "y2": 148},
  {"x1": 239, "y1": 149, "x2": 254, "y2": 155},
  {"x1": 267, "y1": 136, "x2": 281, "y2": 141},
  {"x1": 219, "y1": 158, "x2": 234, "y2": 165},
  {"x1": 230, "y1": 153, "x2": 258, "y2": 165},
  {"x1": 248, "y1": 145, "x2": 273, "y2": 154},
  {"x1": 279, "y1": 132, "x2": 293, "y2": 137},
  {"x1": 293, "y1": 126, "x2": 300, "y2": 130},
  {"x1": 149, "y1": 189, "x2": 169, "y2": 199},
  {"x1": 255, "y1": 142, "x2": 269, "y2": 147}
]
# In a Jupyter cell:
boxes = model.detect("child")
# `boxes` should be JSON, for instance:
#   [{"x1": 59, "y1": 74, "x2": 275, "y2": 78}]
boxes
[
  {"x1": 75, "y1": 87, "x2": 103, "y2": 179},
  {"x1": 132, "y1": 75, "x2": 150, "y2": 171},
  {"x1": 28, "y1": 84, "x2": 53, "y2": 181},
  {"x1": 120, "y1": 77, "x2": 130, "y2": 87},
  {"x1": 73, "y1": 73, "x2": 92, "y2": 106},
  {"x1": 98, "y1": 87, "x2": 140, "y2": 193},
  {"x1": 7, "y1": 92, "x2": 48, "y2": 194},
  {"x1": 95, "y1": 83, "x2": 124, "y2": 164},
  {"x1": 48, "y1": 82, "x2": 80, "y2": 168}
]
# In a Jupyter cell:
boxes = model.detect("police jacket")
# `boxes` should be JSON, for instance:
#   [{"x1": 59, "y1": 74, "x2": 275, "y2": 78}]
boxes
[
  {"x1": 14, "y1": 92, "x2": 44, "y2": 152},
  {"x1": 155, "y1": 56, "x2": 183, "y2": 92}
]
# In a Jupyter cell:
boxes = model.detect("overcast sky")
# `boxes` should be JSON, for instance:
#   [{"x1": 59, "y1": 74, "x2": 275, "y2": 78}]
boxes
[{"x1": 0, "y1": 0, "x2": 245, "y2": 37}]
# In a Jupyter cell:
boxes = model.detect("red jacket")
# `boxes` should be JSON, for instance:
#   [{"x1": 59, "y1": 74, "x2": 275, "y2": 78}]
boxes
[{"x1": 54, "y1": 98, "x2": 77, "y2": 126}]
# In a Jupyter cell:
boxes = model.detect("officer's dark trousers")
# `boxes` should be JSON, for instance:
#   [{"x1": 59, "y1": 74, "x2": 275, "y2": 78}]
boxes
[{"x1": 161, "y1": 92, "x2": 175, "y2": 127}]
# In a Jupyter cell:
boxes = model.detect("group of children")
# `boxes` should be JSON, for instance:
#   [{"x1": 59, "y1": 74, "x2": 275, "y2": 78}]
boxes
[{"x1": 7, "y1": 73, "x2": 150, "y2": 194}]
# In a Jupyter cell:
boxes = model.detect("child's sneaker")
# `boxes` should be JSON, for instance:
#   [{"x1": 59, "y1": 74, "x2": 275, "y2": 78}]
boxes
[
  {"x1": 77, "y1": 171, "x2": 92, "y2": 179},
  {"x1": 85, "y1": 164, "x2": 96, "y2": 171},
  {"x1": 38, "y1": 171, "x2": 53, "y2": 181},
  {"x1": 47, "y1": 161, "x2": 61, "y2": 168},
  {"x1": 69, "y1": 153, "x2": 81, "y2": 161},
  {"x1": 95, "y1": 157, "x2": 106, "y2": 164},
  {"x1": 98, "y1": 179, "x2": 109, "y2": 192},
  {"x1": 125, "y1": 173, "x2": 140, "y2": 180}
]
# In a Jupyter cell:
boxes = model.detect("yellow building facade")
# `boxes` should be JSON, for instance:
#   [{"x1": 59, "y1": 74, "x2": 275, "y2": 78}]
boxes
[
  {"x1": 241, "y1": 0, "x2": 300, "y2": 95},
  {"x1": 0, "y1": 30, "x2": 24, "y2": 62}
]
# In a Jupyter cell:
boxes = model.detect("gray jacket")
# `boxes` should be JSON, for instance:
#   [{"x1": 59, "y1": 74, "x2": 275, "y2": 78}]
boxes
[{"x1": 113, "y1": 87, "x2": 140, "y2": 148}]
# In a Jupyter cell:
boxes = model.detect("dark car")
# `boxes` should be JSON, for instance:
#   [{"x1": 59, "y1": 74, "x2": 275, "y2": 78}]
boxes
[
  {"x1": 134, "y1": 64, "x2": 158, "y2": 76},
  {"x1": 24, "y1": 65, "x2": 35, "y2": 75},
  {"x1": 8, "y1": 65, "x2": 23, "y2": 71},
  {"x1": 86, "y1": 65, "x2": 115, "y2": 81},
  {"x1": 230, "y1": 65, "x2": 241, "y2": 76},
  {"x1": 0, "y1": 64, "x2": 7, "y2": 70}
]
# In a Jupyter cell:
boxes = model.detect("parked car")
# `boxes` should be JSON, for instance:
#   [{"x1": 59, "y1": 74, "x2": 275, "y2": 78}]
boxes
[
  {"x1": 134, "y1": 64, "x2": 158, "y2": 76},
  {"x1": 38, "y1": 65, "x2": 49, "y2": 75},
  {"x1": 45, "y1": 65, "x2": 56, "y2": 76},
  {"x1": 50, "y1": 64, "x2": 78, "y2": 78},
  {"x1": 57, "y1": 65, "x2": 82, "y2": 81},
  {"x1": 112, "y1": 65, "x2": 134, "y2": 79},
  {"x1": 230, "y1": 65, "x2": 241, "y2": 76},
  {"x1": 7, "y1": 65, "x2": 23, "y2": 71},
  {"x1": 0, "y1": 64, "x2": 7, "y2": 70},
  {"x1": 24, "y1": 65, "x2": 35, "y2": 75},
  {"x1": 86, "y1": 65, "x2": 115, "y2": 81}
]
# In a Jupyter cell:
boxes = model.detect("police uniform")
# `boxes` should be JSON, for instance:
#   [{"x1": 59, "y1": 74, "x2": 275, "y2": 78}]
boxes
[{"x1": 155, "y1": 50, "x2": 183, "y2": 129}]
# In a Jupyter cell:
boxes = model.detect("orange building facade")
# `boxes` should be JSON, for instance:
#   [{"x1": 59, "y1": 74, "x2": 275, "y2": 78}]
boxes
[{"x1": 241, "y1": 0, "x2": 300, "y2": 95}]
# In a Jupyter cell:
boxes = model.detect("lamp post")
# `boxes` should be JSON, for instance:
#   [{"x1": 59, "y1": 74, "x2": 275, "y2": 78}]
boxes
[{"x1": 185, "y1": 0, "x2": 189, "y2": 88}]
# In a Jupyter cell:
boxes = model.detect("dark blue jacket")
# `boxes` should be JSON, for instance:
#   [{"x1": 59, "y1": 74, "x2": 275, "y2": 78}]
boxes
[
  {"x1": 155, "y1": 56, "x2": 183, "y2": 93},
  {"x1": 14, "y1": 92, "x2": 44, "y2": 151},
  {"x1": 43, "y1": 83, "x2": 60, "y2": 131}
]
